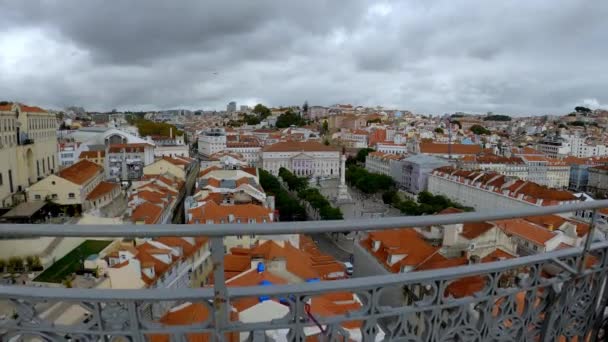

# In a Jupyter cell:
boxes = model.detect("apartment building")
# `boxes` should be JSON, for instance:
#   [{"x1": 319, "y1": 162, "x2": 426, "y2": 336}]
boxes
[
  {"x1": 198, "y1": 127, "x2": 227, "y2": 157},
  {"x1": 428, "y1": 167, "x2": 579, "y2": 211},
  {"x1": 459, "y1": 154, "x2": 570, "y2": 189},
  {"x1": 587, "y1": 166, "x2": 608, "y2": 198},
  {"x1": 365, "y1": 151, "x2": 403, "y2": 177},
  {"x1": 225, "y1": 141, "x2": 261, "y2": 166},
  {"x1": 0, "y1": 103, "x2": 58, "y2": 208},
  {"x1": 147, "y1": 133, "x2": 189, "y2": 158},
  {"x1": 106, "y1": 143, "x2": 155, "y2": 181},
  {"x1": 392, "y1": 154, "x2": 451, "y2": 194}
]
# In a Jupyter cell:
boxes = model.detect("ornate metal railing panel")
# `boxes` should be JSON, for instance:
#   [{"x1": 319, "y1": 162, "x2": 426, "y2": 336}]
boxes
[{"x1": 0, "y1": 200, "x2": 608, "y2": 341}]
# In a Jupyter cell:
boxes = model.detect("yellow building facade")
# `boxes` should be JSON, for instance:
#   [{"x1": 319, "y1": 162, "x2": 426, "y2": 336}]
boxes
[{"x1": 0, "y1": 103, "x2": 58, "y2": 208}]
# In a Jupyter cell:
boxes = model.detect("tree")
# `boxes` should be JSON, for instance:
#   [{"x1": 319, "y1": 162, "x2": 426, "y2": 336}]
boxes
[
  {"x1": 434, "y1": 127, "x2": 444, "y2": 134},
  {"x1": 7, "y1": 257, "x2": 24, "y2": 273},
  {"x1": 252, "y1": 104, "x2": 271, "y2": 119},
  {"x1": 302, "y1": 101, "x2": 309, "y2": 115},
  {"x1": 575, "y1": 106, "x2": 591, "y2": 114},
  {"x1": 276, "y1": 110, "x2": 305, "y2": 128},
  {"x1": 569, "y1": 121, "x2": 585, "y2": 127},
  {"x1": 483, "y1": 115, "x2": 512, "y2": 122},
  {"x1": 470, "y1": 124, "x2": 491, "y2": 135},
  {"x1": 355, "y1": 148, "x2": 375, "y2": 164},
  {"x1": 321, "y1": 121, "x2": 329, "y2": 135},
  {"x1": 451, "y1": 120, "x2": 462, "y2": 129},
  {"x1": 0, "y1": 259, "x2": 6, "y2": 273}
]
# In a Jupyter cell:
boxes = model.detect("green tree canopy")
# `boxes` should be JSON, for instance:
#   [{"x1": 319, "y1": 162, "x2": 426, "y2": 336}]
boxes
[
  {"x1": 276, "y1": 110, "x2": 305, "y2": 128},
  {"x1": 434, "y1": 127, "x2": 444, "y2": 134},
  {"x1": 130, "y1": 118, "x2": 184, "y2": 137},
  {"x1": 470, "y1": 124, "x2": 491, "y2": 135},
  {"x1": 575, "y1": 106, "x2": 591, "y2": 113},
  {"x1": 252, "y1": 104, "x2": 271, "y2": 119},
  {"x1": 483, "y1": 114, "x2": 511, "y2": 121}
]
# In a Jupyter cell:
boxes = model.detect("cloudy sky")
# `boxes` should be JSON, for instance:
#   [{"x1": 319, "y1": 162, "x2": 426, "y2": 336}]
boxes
[{"x1": 1, "y1": 1, "x2": 607, "y2": 115}]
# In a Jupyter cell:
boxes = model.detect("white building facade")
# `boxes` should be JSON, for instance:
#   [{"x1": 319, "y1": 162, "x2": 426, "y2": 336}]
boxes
[
  {"x1": 261, "y1": 141, "x2": 341, "y2": 177},
  {"x1": 198, "y1": 128, "x2": 227, "y2": 157}
]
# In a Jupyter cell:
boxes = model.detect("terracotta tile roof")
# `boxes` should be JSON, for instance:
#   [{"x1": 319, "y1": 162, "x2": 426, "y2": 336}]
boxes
[
  {"x1": 420, "y1": 143, "x2": 482, "y2": 155},
  {"x1": 149, "y1": 303, "x2": 238, "y2": 342},
  {"x1": 461, "y1": 221, "x2": 495, "y2": 240},
  {"x1": 58, "y1": 160, "x2": 102, "y2": 185},
  {"x1": 19, "y1": 104, "x2": 47, "y2": 113},
  {"x1": 0, "y1": 103, "x2": 13, "y2": 111},
  {"x1": 86, "y1": 181, "x2": 119, "y2": 200},
  {"x1": 362, "y1": 229, "x2": 445, "y2": 272},
  {"x1": 188, "y1": 201, "x2": 272, "y2": 224},
  {"x1": 461, "y1": 155, "x2": 524, "y2": 164},
  {"x1": 524, "y1": 215, "x2": 589, "y2": 238},
  {"x1": 262, "y1": 141, "x2": 338, "y2": 152},
  {"x1": 79, "y1": 150, "x2": 105, "y2": 159},
  {"x1": 495, "y1": 219, "x2": 556, "y2": 245},
  {"x1": 130, "y1": 202, "x2": 163, "y2": 224},
  {"x1": 481, "y1": 249, "x2": 516, "y2": 262}
]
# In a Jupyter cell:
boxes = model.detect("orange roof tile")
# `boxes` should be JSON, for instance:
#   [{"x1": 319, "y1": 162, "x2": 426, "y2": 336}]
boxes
[
  {"x1": 262, "y1": 141, "x2": 338, "y2": 152},
  {"x1": 20, "y1": 104, "x2": 47, "y2": 113},
  {"x1": 86, "y1": 181, "x2": 119, "y2": 200},
  {"x1": 58, "y1": 159, "x2": 102, "y2": 185},
  {"x1": 461, "y1": 221, "x2": 495, "y2": 240},
  {"x1": 130, "y1": 202, "x2": 163, "y2": 224},
  {"x1": 188, "y1": 201, "x2": 272, "y2": 224},
  {"x1": 495, "y1": 219, "x2": 556, "y2": 245}
]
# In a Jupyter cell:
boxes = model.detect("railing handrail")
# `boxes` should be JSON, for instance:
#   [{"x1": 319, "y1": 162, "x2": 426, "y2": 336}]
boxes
[
  {"x1": 0, "y1": 199, "x2": 605, "y2": 237},
  {"x1": 1, "y1": 240, "x2": 603, "y2": 302}
]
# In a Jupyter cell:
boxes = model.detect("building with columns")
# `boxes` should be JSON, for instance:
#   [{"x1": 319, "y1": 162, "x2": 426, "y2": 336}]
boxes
[{"x1": 261, "y1": 141, "x2": 341, "y2": 178}]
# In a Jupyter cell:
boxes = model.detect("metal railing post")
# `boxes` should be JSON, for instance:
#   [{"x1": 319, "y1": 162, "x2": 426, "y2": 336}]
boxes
[
  {"x1": 578, "y1": 209, "x2": 598, "y2": 273},
  {"x1": 210, "y1": 236, "x2": 228, "y2": 341}
]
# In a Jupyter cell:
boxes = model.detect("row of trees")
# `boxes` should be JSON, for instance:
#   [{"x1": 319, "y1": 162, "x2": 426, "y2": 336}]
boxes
[
  {"x1": 278, "y1": 168, "x2": 343, "y2": 220},
  {"x1": 383, "y1": 190, "x2": 473, "y2": 215},
  {"x1": 259, "y1": 169, "x2": 307, "y2": 221},
  {"x1": 0, "y1": 256, "x2": 43, "y2": 273},
  {"x1": 346, "y1": 166, "x2": 395, "y2": 194},
  {"x1": 483, "y1": 114, "x2": 511, "y2": 121},
  {"x1": 129, "y1": 118, "x2": 184, "y2": 137}
]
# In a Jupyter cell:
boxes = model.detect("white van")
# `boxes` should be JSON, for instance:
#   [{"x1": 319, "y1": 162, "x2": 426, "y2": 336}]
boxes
[{"x1": 344, "y1": 262, "x2": 354, "y2": 276}]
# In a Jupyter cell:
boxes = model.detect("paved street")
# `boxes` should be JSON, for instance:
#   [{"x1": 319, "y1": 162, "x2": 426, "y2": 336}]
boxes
[
  {"x1": 310, "y1": 233, "x2": 351, "y2": 262},
  {"x1": 307, "y1": 178, "x2": 402, "y2": 263}
]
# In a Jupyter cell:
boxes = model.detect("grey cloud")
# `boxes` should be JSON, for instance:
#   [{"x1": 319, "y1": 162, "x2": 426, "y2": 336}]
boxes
[{"x1": 1, "y1": 0, "x2": 608, "y2": 114}]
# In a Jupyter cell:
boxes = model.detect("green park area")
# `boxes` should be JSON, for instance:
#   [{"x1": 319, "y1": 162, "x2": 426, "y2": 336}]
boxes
[{"x1": 35, "y1": 240, "x2": 112, "y2": 283}]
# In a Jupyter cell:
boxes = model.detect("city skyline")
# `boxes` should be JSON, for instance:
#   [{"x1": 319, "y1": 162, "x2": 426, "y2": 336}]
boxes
[{"x1": 2, "y1": 1, "x2": 608, "y2": 115}]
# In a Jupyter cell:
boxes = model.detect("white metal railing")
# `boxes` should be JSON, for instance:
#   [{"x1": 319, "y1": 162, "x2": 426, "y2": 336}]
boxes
[{"x1": 0, "y1": 200, "x2": 607, "y2": 341}]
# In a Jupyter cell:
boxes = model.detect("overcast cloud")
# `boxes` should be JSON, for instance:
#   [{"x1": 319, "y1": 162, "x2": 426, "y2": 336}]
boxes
[{"x1": 1, "y1": 1, "x2": 607, "y2": 115}]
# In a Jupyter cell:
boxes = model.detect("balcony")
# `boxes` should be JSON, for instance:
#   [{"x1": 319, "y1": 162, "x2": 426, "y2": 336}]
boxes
[{"x1": 1, "y1": 200, "x2": 608, "y2": 341}]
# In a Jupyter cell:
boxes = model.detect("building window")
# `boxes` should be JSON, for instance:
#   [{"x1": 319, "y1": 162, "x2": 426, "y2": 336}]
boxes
[
  {"x1": 0, "y1": 172, "x2": 2, "y2": 186},
  {"x1": 68, "y1": 193, "x2": 75, "y2": 198},
  {"x1": 35, "y1": 195, "x2": 41, "y2": 200},
  {"x1": 51, "y1": 194, "x2": 58, "y2": 199},
  {"x1": 51, "y1": 181, "x2": 56, "y2": 185}
]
